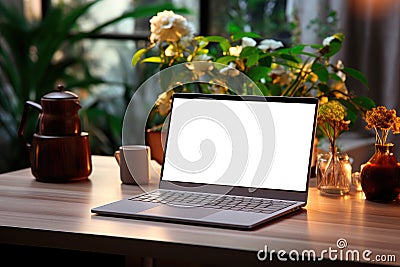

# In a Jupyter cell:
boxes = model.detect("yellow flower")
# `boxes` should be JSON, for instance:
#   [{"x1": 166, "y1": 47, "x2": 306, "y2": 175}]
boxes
[
  {"x1": 320, "y1": 96, "x2": 329, "y2": 105},
  {"x1": 317, "y1": 101, "x2": 350, "y2": 147},
  {"x1": 318, "y1": 101, "x2": 346, "y2": 122}
]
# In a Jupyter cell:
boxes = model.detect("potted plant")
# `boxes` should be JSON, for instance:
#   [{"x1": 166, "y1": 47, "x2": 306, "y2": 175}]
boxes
[
  {"x1": 0, "y1": 2, "x2": 187, "y2": 172},
  {"x1": 132, "y1": 10, "x2": 375, "y2": 164}
]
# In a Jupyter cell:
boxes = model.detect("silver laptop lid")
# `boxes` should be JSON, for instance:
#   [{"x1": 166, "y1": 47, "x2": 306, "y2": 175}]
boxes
[{"x1": 160, "y1": 93, "x2": 318, "y2": 201}]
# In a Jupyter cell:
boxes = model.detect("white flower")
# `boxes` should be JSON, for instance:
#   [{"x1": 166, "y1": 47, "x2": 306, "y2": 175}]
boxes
[
  {"x1": 330, "y1": 59, "x2": 347, "y2": 95},
  {"x1": 241, "y1": 37, "x2": 256, "y2": 48},
  {"x1": 192, "y1": 54, "x2": 212, "y2": 61},
  {"x1": 229, "y1": 45, "x2": 242, "y2": 57},
  {"x1": 220, "y1": 62, "x2": 240, "y2": 77},
  {"x1": 335, "y1": 60, "x2": 346, "y2": 82},
  {"x1": 323, "y1": 36, "x2": 335, "y2": 46},
  {"x1": 258, "y1": 39, "x2": 284, "y2": 51},
  {"x1": 149, "y1": 10, "x2": 195, "y2": 43},
  {"x1": 185, "y1": 61, "x2": 214, "y2": 76}
]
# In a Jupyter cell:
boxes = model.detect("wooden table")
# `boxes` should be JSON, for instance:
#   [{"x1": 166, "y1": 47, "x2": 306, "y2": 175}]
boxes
[{"x1": 1, "y1": 156, "x2": 399, "y2": 266}]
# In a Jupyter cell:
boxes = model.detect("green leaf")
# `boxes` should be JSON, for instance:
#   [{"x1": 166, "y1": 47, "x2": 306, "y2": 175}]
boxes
[
  {"x1": 299, "y1": 51, "x2": 318, "y2": 58},
  {"x1": 259, "y1": 55, "x2": 272, "y2": 67},
  {"x1": 141, "y1": 56, "x2": 162, "y2": 64},
  {"x1": 203, "y1": 36, "x2": 231, "y2": 52},
  {"x1": 351, "y1": 96, "x2": 376, "y2": 110},
  {"x1": 318, "y1": 83, "x2": 330, "y2": 93},
  {"x1": 343, "y1": 67, "x2": 369, "y2": 87},
  {"x1": 324, "y1": 39, "x2": 342, "y2": 58},
  {"x1": 269, "y1": 84, "x2": 282, "y2": 95},
  {"x1": 279, "y1": 53, "x2": 301, "y2": 63},
  {"x1": 240, "y1": 46, "x2": 259, "y2": 58},
  {"x1": 337, "y1": 99, "x2": 358, "y2": 124},
  {"x1": 255, "y1": 82, "x2": 269, "y2": 96},
  {"x1": 279, "y1": 45, "x2": 305, "y2": 55},
  {"x1": 245, "y1": 54, "x2": 259, "y2": 67},
  {"x1": 290, "y1": 45, "x2": 305, "y2": 54},
  {"x1": 0, "y1": 46, "x2": 20, "y2": 92},
  {"x1": 194, "y1": 37, "x2": 209, "y2": 49},
  {"x1": 216, "y1": 56, "x2": 236, "y2": 65},
  {"x1": 330, "y1": 73, "x2": 343, "y2": 82},
  {"x1": 107, "y1": 113, "x2": 123, "y2": 143},
  {"x1": 247, "y1": 66, "x2": 270, "y2": 81},
  {"x1": 227, "y1": 22, "x2": 241, "y2": 34},
  {"x1": 311, "y1": 62, "x2": 329, "y2": 82},
  {"x1": 132, "y1": 48, "x2": 148, "y2": 66},
  {"x1": 231, "y1": 32, "x2": 261, "y2": 42},
  {"x1": 310, "y1": 44, "x2": 324, "y2": 49},
  {"x1": 333, "y1": 33, "x2": 345, "y2": 43}
]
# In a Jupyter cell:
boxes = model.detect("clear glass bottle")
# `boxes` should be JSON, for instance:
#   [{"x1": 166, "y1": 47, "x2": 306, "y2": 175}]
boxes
[{"x1": 316, "y1": 147, "x2": 352, "y2": 195}]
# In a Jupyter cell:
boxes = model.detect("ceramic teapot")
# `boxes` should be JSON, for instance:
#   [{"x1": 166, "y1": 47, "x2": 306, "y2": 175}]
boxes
[
  {"x1": 18, "y1": 85, "x2": 81, "y2": 137},
  {"x1": 18, "y1": 85, "x2": 92, "y2": 182}
]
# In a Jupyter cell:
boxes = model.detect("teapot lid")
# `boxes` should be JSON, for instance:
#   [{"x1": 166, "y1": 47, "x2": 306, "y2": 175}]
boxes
[{"x1": 42, "y1": 85, "x2": 78, "y2": 99}]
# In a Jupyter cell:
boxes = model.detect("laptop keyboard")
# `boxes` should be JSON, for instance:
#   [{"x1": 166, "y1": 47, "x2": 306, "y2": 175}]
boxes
[{"x1": 129, "y1": 190, "x2": 297, "y2": 214}]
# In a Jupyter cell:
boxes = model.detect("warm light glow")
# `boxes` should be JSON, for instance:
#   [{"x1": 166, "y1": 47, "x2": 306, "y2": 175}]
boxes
[
  {"x1": 23, "y1": 0, "x2": 42, "y2": 21},
  {"x1": 350, "y1": 0, "x2": 400, "y2": 19}
]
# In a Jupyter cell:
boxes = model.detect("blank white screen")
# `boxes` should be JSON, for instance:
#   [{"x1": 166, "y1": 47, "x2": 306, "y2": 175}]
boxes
[{"x1": 162, "y1": 97, "x2": 316, "y2": 192}]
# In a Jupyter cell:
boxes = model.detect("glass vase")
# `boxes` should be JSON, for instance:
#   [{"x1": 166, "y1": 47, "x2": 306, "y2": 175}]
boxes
[
  {"x1": 316, "y1": 147, "x2": 352, "y2": 195},
  {"x1": 360, "y1": 143, "x2": 400, "y2": 202}
]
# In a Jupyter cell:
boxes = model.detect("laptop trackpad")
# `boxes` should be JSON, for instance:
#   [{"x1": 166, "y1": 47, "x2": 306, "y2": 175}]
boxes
[{"x1": 138, "y1": 205, "x2": 220, "y2": 219}]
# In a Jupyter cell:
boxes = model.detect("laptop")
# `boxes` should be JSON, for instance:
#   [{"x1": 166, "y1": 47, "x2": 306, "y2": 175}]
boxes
[{"x1": 92, "y1": 93, "x2": 318, "y2": 230}]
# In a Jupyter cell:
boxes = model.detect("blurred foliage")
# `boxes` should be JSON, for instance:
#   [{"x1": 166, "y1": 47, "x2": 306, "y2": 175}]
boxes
[
  {"x1": 208, "y1": 0, "x2": 292, "y2": 45},
  {"x1": 307, "y1": 3, "x2": 340, "y2": 39},
  {"x1": 133, "y1": 8, "x2": 375, "y2": 148},
  {"x1": 227, "y1": 0, "x2": 290, "y2": 36},
  {"x1": 0, "y1": 0, "x2": 188, "y2": 173}
]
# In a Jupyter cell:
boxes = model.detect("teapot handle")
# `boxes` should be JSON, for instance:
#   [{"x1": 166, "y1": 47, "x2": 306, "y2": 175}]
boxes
[{"x1": 18, "y1": 101, "x2": 42, "y2": 148}]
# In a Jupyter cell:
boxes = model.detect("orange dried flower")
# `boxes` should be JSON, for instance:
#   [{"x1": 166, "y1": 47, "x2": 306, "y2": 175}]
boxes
[
  {"x1": 365, "y1": 106, "x2": 396, "y2": 130},
  {"x1": 364, "y1": 106, "x2": 400, "y2": 145}
]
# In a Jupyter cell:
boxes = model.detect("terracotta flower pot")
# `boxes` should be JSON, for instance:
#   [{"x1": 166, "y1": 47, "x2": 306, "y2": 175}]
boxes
[{"x1": 145, "y1": 130, "x2": 166, "y2": 165}]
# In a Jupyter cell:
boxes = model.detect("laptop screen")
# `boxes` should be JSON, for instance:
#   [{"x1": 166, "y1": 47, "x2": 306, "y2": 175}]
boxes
[{"x1": 161, "y1": 94, "x2": 318, "y2": 192}]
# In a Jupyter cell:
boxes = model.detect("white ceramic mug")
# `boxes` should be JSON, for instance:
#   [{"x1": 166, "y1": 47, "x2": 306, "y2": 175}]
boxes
[{"x1": 114, "y1": 145, "x2": 151, "y2": 185}]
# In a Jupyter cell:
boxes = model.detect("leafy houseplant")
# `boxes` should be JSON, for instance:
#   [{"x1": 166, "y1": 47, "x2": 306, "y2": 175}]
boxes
[
  {"x1": 0, "y1": 1, "x2": 188, "y2": 173},
  {"x1": 132, "y1": 10, "x2": 375, "y2": 162},
  {"x1": 360, "y1": 106, "x2": 400, "y2": 202},
  {"x1": 133, "y1": 11, "x2": 374, "y2": 126}
]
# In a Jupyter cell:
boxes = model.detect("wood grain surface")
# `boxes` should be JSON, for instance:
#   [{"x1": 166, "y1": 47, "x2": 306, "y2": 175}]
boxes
[{"x1": 0, "y1": 156, "x2": 399, "y2": 266}]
